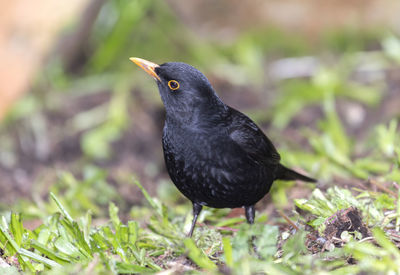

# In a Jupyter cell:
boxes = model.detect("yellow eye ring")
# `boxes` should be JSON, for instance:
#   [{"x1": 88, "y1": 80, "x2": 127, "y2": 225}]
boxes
[{"x1": 168, "y1": 80, "x2": 180, "y2": 90}]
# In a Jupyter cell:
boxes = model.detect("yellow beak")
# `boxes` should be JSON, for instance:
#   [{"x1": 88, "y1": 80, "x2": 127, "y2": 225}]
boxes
[{"x1": 129, "y1": 57, "x2": 161, "y2": 81}]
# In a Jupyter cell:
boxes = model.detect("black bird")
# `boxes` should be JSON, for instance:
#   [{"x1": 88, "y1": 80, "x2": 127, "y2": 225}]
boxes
[{"x1": 130, "y1": 57, "x2": 316, "y2": 237}]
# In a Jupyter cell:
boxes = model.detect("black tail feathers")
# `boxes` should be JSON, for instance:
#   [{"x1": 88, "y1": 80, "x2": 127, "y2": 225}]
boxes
[{"x1": 275, "y1": 164, "x2": 317, "y2": 183}]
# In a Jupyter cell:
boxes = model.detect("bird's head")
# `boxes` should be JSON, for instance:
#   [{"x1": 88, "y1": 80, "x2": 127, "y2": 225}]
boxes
[{"x1": 130, "y1": 57, "x2": 225, "y2": 123}]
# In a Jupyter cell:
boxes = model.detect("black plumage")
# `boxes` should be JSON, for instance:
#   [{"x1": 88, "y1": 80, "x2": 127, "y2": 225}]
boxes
[{"x1": 130, "y1": 58, "x2": 316, "y2": 236}]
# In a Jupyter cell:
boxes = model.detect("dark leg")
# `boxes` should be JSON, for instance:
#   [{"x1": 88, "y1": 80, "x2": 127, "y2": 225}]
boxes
[
  {"x1": 244, "y1": 205, "x2": 255, "y2": 224},
  {"x1": 188, "y1": 202, "x2": 203, "y2": 237},
  {"x1": 245, "y1": 205, "x2": 260, "y2": 257}
]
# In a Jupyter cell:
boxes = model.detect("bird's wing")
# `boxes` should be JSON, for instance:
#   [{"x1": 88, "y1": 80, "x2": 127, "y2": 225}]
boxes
[{"x1": 228, "y1": 110, "x2": 281, "y2": 165}]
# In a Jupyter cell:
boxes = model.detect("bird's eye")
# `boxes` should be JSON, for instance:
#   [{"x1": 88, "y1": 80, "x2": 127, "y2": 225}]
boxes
[{"x1": 168, "y1": 80, "x2": 180, "y2": 90}]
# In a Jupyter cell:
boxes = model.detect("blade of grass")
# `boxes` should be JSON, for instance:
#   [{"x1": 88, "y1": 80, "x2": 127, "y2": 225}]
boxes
[
  {"x1": 17, "y1": 255, "x2": 36, "y2": 273},
  {"x1": 10, "y1": 213, "x2": 23, "y2": 246},
  {"x1": 372, "y1": 228, "x2": 400, "y2": 260},
  {"x1": 222, "y1": 237, "x2": 233, "y2": 267},
  {"x1": 19, "y1": 248, "x2": 62, "y2": 268},
  {"x1": 128, "y1": 221, "x2": 138, "y2": 246},
  {"x1": 132, "y1": 179, "x2": 158, "y2": 211},
  {"x1": 54, "y1": 236, "x2": 82, "y2": 258},
  {"x1": 183, "y1": 238, "x2": 217, "y2": 271},
  {"x1": 109, "y1": 202, "x2": 121, "y2": 229},
  {"x1": 30, "y1": 240, "x2": 71, "y2": 264},
  {"x1": 37, "y1": 227, "x2": 51, "y2": 245},
  {"x1": 215, "y1": 217, "x2": 245, "y2": 227},
  {"x1": 0, "y1": 225, "x2": 20, "y2": 254},
  {"x1": 115, "y1": 262, "x2": 153, "y2": 274},
  {"x1": 50, "y1": 192, "x2": 73, "y2": 223}
]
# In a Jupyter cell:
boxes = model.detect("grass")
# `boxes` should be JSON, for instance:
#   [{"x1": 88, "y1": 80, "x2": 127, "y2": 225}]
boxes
[
  {"x1": 0, "y1": 117, "x2": 399, "y2": 274},
  {"x1": 1, "y1": 172, "x2": 400, "y2": 274}
]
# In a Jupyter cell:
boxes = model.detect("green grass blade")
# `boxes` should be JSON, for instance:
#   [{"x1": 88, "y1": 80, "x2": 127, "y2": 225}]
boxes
[
  {"x1": 50, "y1": 192, "x2": 74, "y2": 223},
  {"x1": 37, "y1": 227, "x2": 51, "y2": 245},
  {"x1": 183, "y1": 238, "x2": 217, "y2": 271},
  {"x1": 10, "y1": 213, "x2": 23, "y2": 246},
  {"x1": 54, "y1": 236, "x2": 82, "y2": 258},
  {"x1": 118, "y1": 225, "x2": 128, "y2": 245},
  {"x1": 372, "y1": 228, "x2": 400, "y2": 259},
  {"x1": 31, "y1": 239, "x2": 71, "y2": 264},
  {"x1": 0, "y1": 225, "x2": 20, "y2": 254},
  {"x1": 132, "y1": 179, "x2": 158, "y2": 211},
  {"x1": 91, "y1": 231, "x2": 109, "y2": 251},
  {"x1": 215, "y1": 217, "x2": 245, "y2": 227},
  {"x1": 222, "y1": 237, "x2": 233, "y2": 267},
  {"x1": 109, "y1": 202, "x2": 121, "y2": 229},
  {"x1": 116, "y1": 262, "x2": 153, "y2": 274},
  {"x1": 128, "y1": 221, "x2": 139, "y2": 246},
  {"x1": 19, "y1": 248, "x2": 62, "y2": 268},
  {"x1": 17, "y1": 255, "x2": 36, "y2": 273}
]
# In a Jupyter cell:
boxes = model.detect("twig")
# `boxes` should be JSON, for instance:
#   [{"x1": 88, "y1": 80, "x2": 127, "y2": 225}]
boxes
[
  {"x1": 368, "y1": 179, "x2": 397, "y2": 197},
  {"x1": 389, "y1": 231, "x2": 400, "y2": 241},
  {"x1": 278, "y1": 210, "x2": 300, "y2": 231},
  {"x1": 396, "y1": 188, "x2": 400, "y2": 232},
  {"x1": 358, "y1": 237, "x2": 374, "y2": 243}
]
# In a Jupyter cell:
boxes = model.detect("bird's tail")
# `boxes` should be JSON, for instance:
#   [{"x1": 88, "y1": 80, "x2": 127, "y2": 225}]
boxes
[{"x1": 275, "y1": 164, "x2": 317, "y2": 183}]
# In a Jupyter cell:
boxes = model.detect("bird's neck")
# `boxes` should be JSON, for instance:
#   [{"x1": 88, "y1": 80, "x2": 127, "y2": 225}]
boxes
[{"x1": 165, "y1": 97, "x2": 228, "y2": 128}]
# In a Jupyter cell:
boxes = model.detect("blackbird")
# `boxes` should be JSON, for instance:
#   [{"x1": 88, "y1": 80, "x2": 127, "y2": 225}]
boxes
[{"x1": 130, "y1": 57, "x2": 317, "y2": 237}]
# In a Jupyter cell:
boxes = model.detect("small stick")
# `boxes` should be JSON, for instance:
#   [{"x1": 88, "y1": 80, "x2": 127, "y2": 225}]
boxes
[
  {"x1": 396, "y1": 188, "x2": 400, "y2": 232},
  {"x1": 369, "y1": 179, "x2": 397, "y2": 197},
  {"x1": 358, "y1": 237, "x2": 374, "y2": 243},
  {"x1": 388, "y1": 232, "x2": 400, "y2": 240},
  {"x1": 214, "y1": 226, "x2": 239, "y2": 232},
  {"x1": 278, "y1": 210, "x2": 300, "y2": 231}
]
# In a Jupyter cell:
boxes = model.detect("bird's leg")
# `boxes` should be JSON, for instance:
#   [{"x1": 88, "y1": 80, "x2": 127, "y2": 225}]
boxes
[
  {"x1": 188, "y1": 202, "x2": 203, "y2": 237},
  {"x1": 244, "y1": 205, "x2": 255, "y2": 224},
  {"x1": 245, "y1": 205, "x2": 261, "y2": 257}
]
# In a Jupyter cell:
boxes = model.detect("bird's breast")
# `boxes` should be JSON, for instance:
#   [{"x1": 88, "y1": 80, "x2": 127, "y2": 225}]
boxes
[{"x1": 161, "y1": 125, "x2": 274, "y2": 208}]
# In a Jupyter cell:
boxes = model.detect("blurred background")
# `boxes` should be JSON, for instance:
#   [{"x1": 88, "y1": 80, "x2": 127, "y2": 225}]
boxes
[{"x1": 0, "y1": 0, "x2": 399, "y2": 220}]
